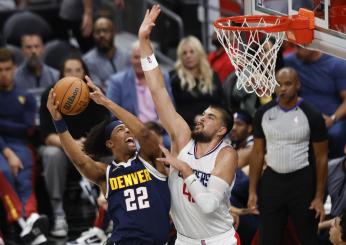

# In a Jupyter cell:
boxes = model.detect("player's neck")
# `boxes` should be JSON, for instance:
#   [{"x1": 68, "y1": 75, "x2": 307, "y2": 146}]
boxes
[
  {"x1": 277, "y1": 96, "x2": 301, "y2": 111},
  {"x1": 114, "y1": 152, "x2": 134, "y2": 163},
  {"x1": 195, "y1": 137, "x2": 222, "y2": 158}
]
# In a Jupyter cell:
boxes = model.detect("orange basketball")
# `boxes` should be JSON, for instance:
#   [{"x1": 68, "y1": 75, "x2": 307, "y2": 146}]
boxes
[{"x1": 53, "y1": 76, "x2": 90, "y2": 116}]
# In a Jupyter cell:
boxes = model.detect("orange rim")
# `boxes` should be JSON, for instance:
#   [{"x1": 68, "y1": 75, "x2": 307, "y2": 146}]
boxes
[
  {"x1": 213, "y1": 8, "x2": 315, "y2": 45},
  {"x1": 214, "y1": 15, "x2": 291, "y2": 32},
  {"x1": 214, "y1": 8, "x2": 314, "y2": 33}
]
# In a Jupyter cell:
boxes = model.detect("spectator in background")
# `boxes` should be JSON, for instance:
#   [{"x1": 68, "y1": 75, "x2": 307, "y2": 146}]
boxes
[
  {"x1": 39, "y1": 55, "x2": 109, "y2": 237},
  {"x1": 59, "y1": 0, "x2": 96, "y2": 53},
  {"x1": 318, "y1": 155, "x2": 346, "y2": 244},
  {"x1": 0, "y1": 48, "x2": 48, "y2": 245},
  {"x1": 106, "y1": 40, "x2": 173, "y2": 123},
  {"x1": 208, "y1": 31, "x2": 235, "y2": 83},
  {"x1": 15, "y1": 33, "x2": 59, "y2": 91},
  {"x1": 83, "y1": 17, "x2": 130, "y2": 89},
  {"x1": 248, "y1": 67, "x2": 328, "y2": 245},
  {"x1": 0, "y1": 0, "x2": 27, "y2": 10},
  {"x1": 229, "y1": 111, "x2": 258, "y2": 245},
  {"x1": 170, "y1": 35, "x2": 225, "y2": 128},
  {"x1": 230, "y1": 110, "x2": 253, "y2": 172},
  {"x1": 285, "y1": 46, "x2": 346, "y2": 159},
  {"x1": 329, "y1": 210, "x2": 346, "y2": 245},
  {"x1": 327, "y1": 156, "x2": 346, "y2": 219}
]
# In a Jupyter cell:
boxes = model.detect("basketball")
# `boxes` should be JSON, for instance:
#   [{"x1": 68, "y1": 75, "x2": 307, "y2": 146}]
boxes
[{"x1": 53, "y1": 76, "x2": 90, "y2": 116}]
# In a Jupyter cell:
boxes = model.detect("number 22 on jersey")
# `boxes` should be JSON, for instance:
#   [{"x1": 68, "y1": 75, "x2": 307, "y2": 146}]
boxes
[{"x1": 124, "y1": 186, "x2": 150, "y2": 211}]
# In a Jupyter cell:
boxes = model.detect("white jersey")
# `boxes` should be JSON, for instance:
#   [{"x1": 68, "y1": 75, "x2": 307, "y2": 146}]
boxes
[{"x1": 169, "y1": 139, "x2": 235, "y2": 239}]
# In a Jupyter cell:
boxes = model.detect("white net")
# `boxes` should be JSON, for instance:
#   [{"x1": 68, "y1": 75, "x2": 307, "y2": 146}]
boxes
[{"x1": 214, "y1": 17, "x2": 285, "y2": 97}]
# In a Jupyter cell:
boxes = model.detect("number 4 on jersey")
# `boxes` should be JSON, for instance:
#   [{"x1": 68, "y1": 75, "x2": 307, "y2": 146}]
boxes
[{"x1": 183, "y1": 183, "x2": 195, "y2": 203}]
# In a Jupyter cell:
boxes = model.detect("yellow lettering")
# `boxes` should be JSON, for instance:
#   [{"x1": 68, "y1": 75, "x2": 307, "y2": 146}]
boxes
[
  {"x1": 123, "y1": 174, "x2": 133, "y2": 187},
  {"x1": 138, "y1": 170, "x2": 145, "y2": 183},
  {"x1": 117, "y1": 176, "x2": 125, "y2": 189},
  {"x1": 109, "y1": 170, "x2": 153, "y2": 191},
  {"x1": 144, "y1": 169, "x2": 152, "y2": 181},
  {"x1": 109, "y1": 178, "x2": 118, "y2": 190},
  {"x1": 130, "y1": 173, "x2": 139, "y2": 185}
]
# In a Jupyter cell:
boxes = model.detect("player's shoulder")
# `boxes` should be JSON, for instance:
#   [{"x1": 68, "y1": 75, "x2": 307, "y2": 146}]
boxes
[
  {"x1": 218, "y1": 144, "x2": 237, "y2": 160},
  {"x1": 215, "y1": 144, "x2": 238, "y2": 172}
]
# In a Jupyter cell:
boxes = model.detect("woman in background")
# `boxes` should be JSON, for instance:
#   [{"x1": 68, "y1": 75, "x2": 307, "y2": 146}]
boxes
[{"x1": 169, "y1": 36, "x2": 225, "y2": 128}]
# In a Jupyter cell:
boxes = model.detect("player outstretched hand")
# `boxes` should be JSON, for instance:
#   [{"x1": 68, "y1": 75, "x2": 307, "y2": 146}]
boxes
[
  {"x1": 157, "y1": 145, "x2": 193, "y2": 177},
  {"x1": 47, "y1": 88, "x2": 63, "y2": 121},
  {"x1": 138, "y1": 4, "x2": 161, "y2": 40},
  {"x1": 85, "y1": 75, "x2": 108, "y2": 105}
]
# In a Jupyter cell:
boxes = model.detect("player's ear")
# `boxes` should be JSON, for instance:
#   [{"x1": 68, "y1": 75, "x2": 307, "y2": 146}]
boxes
[
  {"x1": 217, "y1": 126, "x2": 227, "y2": 137},
  {"x1": 105, "y1": 139, "x2": 113, "y2": 149}
]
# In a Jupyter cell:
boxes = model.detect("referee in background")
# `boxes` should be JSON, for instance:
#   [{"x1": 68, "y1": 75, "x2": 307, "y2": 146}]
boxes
[{"x1": 247, "y1": 67, "x2": 328, "y2": 245}]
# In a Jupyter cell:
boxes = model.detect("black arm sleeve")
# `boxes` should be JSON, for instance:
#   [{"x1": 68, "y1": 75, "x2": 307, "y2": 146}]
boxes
[
  {"x1": 300, "y1": 101, "x2": 328, "y2": 142},
  {"x1": 252, "y1": 101, "x2": 276, "y2": 139}
]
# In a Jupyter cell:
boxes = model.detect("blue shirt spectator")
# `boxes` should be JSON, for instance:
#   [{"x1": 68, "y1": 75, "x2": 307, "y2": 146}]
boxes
[
  {"x1": 285, "y1": 52, "x2": 346, "y2": 116},
  {"x1": 0, "y1": 48, "x2": 48, "y2": 243},
  {"x1": 285, "y1": 47, "x2": 346, "y2": 158},
  {"x1": 14, "y1": 62, "x2": 59, "y2": 90},
  {"x1": 106, "y1": 41, "x2": 173, "y2": 121}
]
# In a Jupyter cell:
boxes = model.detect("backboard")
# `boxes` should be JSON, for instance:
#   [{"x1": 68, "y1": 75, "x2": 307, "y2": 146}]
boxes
[{"x1": 244, "y1": 0, "x2": 346, "y2": 60}]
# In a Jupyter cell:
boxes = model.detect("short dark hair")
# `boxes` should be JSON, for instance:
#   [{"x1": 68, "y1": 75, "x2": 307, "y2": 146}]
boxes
[
  {"x1": 341, "y1": 209, "x2": 346, "y2": 241},
  {"x1": 234, "y1": 109, "x2": 253, "y2": 125},
  {"x1": 209, "y1": 104, "x2": 233, "y2": 136},
  {"x1": 21, "y1": 33, "x2": 43, "y2": 46},
  {"x1": 144, "y1": 121, "x2": 165, "y2": 136},
  {"x1": 0, "y1": 48, "x2": 15, "y2": 63}
]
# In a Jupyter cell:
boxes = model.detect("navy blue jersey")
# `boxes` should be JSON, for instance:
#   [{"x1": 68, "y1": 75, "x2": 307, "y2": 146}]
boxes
[{"x1": 106, "y1": 153, "x2": 170, "y2": 244}]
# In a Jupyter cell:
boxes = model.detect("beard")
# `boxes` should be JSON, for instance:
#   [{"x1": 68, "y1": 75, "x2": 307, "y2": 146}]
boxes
[
  {"x1": 96, "y1": 41, "x2": 113, "y2": 53},
  {"x1": 191, "y1": 129, "x2": 212, "y2": 143},
  {"x1": 26, "y1": 55, "x2": 41, "y2": 72}
]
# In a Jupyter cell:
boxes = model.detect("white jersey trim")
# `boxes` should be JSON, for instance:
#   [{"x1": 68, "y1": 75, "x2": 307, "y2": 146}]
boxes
[
  {"x1": 138, "y1": 155, "x2": 167, "y2": 181},
  {"x1": 105, "y1": 165, "x2": 111, "y2": 199},
  {"x1": 193, "y1": 139, "x2": 224, "y2": 159}
]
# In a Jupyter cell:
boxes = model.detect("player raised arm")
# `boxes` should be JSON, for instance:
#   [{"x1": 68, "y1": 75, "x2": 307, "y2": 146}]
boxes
[
  {"x1": 86, "y1": 76, "x2": 163, "y2": 169},
  {"x1": 138, "y1": 5, "x2": 190, "y2": 155},
  {"x1": 46, "y1": 89, "x2": 107, "y2": 192}
]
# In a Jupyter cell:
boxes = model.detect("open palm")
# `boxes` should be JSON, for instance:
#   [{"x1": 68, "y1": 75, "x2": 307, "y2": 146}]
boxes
[{"x1": 138, "y1": 4, "x2": 161, "y2": 40}]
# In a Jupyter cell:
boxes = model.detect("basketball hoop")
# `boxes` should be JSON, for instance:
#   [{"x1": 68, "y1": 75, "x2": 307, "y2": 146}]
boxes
[{"x1": 214, "y1": 8, "x2": 314, "y2": 97}]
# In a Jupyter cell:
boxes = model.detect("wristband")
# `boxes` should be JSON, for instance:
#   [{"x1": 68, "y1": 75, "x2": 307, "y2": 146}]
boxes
[
  {"x1": 53, "y1": 119, "x2": 68, "y2": 134},
  {"x1": 140, "y1": 53, "x2": 158, "y2": 71},
  {"x1": 331, "y1": 114, "x2": 337, "y2": 123}
]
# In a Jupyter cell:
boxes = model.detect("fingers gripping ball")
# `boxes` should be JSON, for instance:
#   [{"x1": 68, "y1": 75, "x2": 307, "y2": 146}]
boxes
[{"x1": 53, "y1": 76, "x2": 90, "y2": 115}]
